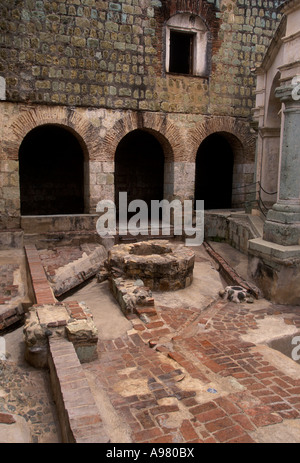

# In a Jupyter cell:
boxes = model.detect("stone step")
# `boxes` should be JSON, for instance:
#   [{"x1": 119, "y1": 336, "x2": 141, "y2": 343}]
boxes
[{"x1": 247, "y1": 214, "x2": 264, "y2": 238}]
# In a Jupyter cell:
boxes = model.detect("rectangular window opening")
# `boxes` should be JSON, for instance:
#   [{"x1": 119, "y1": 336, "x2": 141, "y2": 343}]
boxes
[{"x1": 169, "y1": 30, "x2": 195, "y2": 75}]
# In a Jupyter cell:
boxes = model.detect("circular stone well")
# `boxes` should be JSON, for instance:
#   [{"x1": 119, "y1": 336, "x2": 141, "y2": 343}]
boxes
[{"x1": 107, "y1": 240, "x2": 195, "y2": 291}]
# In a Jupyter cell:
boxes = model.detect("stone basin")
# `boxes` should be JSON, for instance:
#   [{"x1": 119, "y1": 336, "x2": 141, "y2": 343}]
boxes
[{"x1": 107, "y1": 240, "x2": 195, "y2": 291}]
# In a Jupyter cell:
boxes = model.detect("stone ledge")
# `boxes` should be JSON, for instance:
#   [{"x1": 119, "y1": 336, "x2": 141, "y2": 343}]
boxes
[
  {"x1": 21, "y1": 214, "x2": 100, "y2": 234},
  {"x1": 248, "y1": 238, "x2": 300, "y2": 262},
  {"x1": 248, "y1": 238, "x2": 300, "y2": 305},
  {"x1": 48, "y1": 336, "x2": 109, "y2": 444}
]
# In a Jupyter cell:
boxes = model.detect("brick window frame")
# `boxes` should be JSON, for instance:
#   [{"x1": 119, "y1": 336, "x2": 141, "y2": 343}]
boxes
[{"x1": 165, "y1": 13, "x2": 210, "y2": 77}]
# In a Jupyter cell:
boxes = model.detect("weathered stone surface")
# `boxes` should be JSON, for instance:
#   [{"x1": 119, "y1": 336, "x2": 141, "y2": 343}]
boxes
[
  {"x1": 248, "y1": 238, "x2": 300, "y2": 305},
  {"x1": 66, "y1": 319, "x2": 98, "y2": 343},
  {"x1": 23, "y1": 302, "x2": 98, "y2": 367},
  {"x1": 49, "y1": 245, "x2": 107, "y2": 297},
  {"x1": 0, "y1": 1, "x2": 281, "y2": 114},
  {"x1": 107, "y1": 240, "x2": 195, "y2": 291},
  {"x1": 110, "y1": 277, "x2": 154, "y2": 314},
  {"x1": 36, "y1": 306, "x2": 69, "y2": 326}
]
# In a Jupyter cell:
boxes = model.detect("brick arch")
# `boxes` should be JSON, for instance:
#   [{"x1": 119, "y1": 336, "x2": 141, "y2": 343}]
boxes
[
  {"x1": 191, "y1": 116, "x2": 257, "y2": 209},
  {"x1": 101, "y1": 112, "x2": 185, "y2": 163},
  {"x1": 9, "y1": 106, "x2": 99, "y2": 161},
  {"x1": 7, "y1": 107, "x2": 99, "y2": 214},
  {"x1": 152, "y1": 1, "x2": 221, "y2": 79},
  {"x1": 160, "y1": 0, "x2": 220, "y2": 34},
  {"x1": 188, "y1": 116, "x2": 256, "y2": 164}
]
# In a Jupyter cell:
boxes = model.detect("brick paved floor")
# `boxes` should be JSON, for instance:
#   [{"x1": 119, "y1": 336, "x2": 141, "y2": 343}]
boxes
[
  {"x1": 83, "y1": 299, "x2": 300, "y2": 443},
  {"x1": 3, "y1": 243, "x2": 299, "y2": 443}
]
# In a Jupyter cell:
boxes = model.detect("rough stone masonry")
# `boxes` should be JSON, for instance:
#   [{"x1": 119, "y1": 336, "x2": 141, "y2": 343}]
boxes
[{"x1": 0, "y1": 0, "x2": 282, "y2": 232}]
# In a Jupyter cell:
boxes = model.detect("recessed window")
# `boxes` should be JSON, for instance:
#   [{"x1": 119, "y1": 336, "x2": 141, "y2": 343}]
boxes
[
  {"x1": 165, "y1": 13, "x2": 210, "y2": 77},
  {"x1": 169, "y1": 31, "x2": 195, "y2": 75}
]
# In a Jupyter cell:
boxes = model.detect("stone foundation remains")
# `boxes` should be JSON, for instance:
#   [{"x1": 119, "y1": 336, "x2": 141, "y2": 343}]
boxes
[
  {"x1": 23, "y1": 301, "x2": 98, "y2": 368},
  {"x1": 109, "y1": 277, "x2": 155, "y2": 315},
  {"x1": 102, "y1": 240, "x2": 195, "y2": 315},
  {"x1": 106, "y1": 240, "x2": 195, "y2": 291}
]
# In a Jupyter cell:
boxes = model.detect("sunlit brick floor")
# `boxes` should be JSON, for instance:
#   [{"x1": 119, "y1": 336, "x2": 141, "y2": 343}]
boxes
[
  {"x1": 83, "y1": 300, "x2": 300, "y2": 443},
  {"x1": 2, "y1": 243, "x2": 300, "y2": 443}
]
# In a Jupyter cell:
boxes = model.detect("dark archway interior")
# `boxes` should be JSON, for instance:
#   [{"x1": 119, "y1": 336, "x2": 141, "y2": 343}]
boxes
[
  {"x1": 195, "y1": 133, "x2": 234, "y2": 210},
  {"x1": 19, "y1": 125, "x2": 85, "y2": 216},
  {"x1": 115, "y1": 130, "x2": 164, "y2": 217}
]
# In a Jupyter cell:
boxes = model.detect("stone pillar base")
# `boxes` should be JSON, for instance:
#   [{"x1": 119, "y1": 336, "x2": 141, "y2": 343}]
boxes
[
  {"x1": 248, "y1": 238, "x2": 300, "y2": 305},
  {"x1": 263, "y1": 203, "x2": 300, "y2": 246}
]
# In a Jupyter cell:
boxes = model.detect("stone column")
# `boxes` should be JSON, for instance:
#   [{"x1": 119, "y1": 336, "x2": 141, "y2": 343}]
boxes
[
  {"x1": 263, "y1": 76, "x2": 300, "y2": 245},
  {"x1": 173, "y1": 162, "x2": 195, "y2": 202}
]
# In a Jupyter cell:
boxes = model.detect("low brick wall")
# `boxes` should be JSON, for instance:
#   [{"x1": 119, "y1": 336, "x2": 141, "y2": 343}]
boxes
[
  {"x1": 25, "y1": 245, "x2": 57, "y2": 305},
  {"x1": 24, "y1": 244, "x2": 108, "y2": 442},
  {"x1": 48, "y1": 336, "x2": 109, "y2": 443}
]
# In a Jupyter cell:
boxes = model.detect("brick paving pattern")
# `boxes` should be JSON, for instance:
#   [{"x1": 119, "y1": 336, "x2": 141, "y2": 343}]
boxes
[{"x1": 83, "y1": 300, "x2": 300, "y2": 443}]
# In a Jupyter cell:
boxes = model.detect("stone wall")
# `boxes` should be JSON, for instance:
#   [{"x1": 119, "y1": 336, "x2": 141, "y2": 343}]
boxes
[
  {"x1": 0, "y1": 1, "x2": 283, "y2": 231},
  {"x1": 0, "y1": 102, "x2": 257, "y2": 229},
  {"x1": 0, "y1": 0, "x2": 281, "y2": 117}
]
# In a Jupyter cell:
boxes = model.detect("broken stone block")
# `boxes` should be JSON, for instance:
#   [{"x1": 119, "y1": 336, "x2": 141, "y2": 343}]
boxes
[
  {"x1": 109, "y1": 277, "x2": 154, "y2": 315},
  {"x1": 0, "y1": 302, "x2": 24, "y2": 333},
  {"x1": 23, "y1": 302, "x2": 98, "y2": 368},
  {"x1": 65, "y1": 319, "x2": 98, "y2": 363},
  {"x1": 23, "y1": 305, "x2": 68, "y2": 368},
  {"x1": 97, "y1": 266, "x2": 109, "y2": 283},
  {"x1": 49, "y1": 245, "x2": 107, "y2": 297}
]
